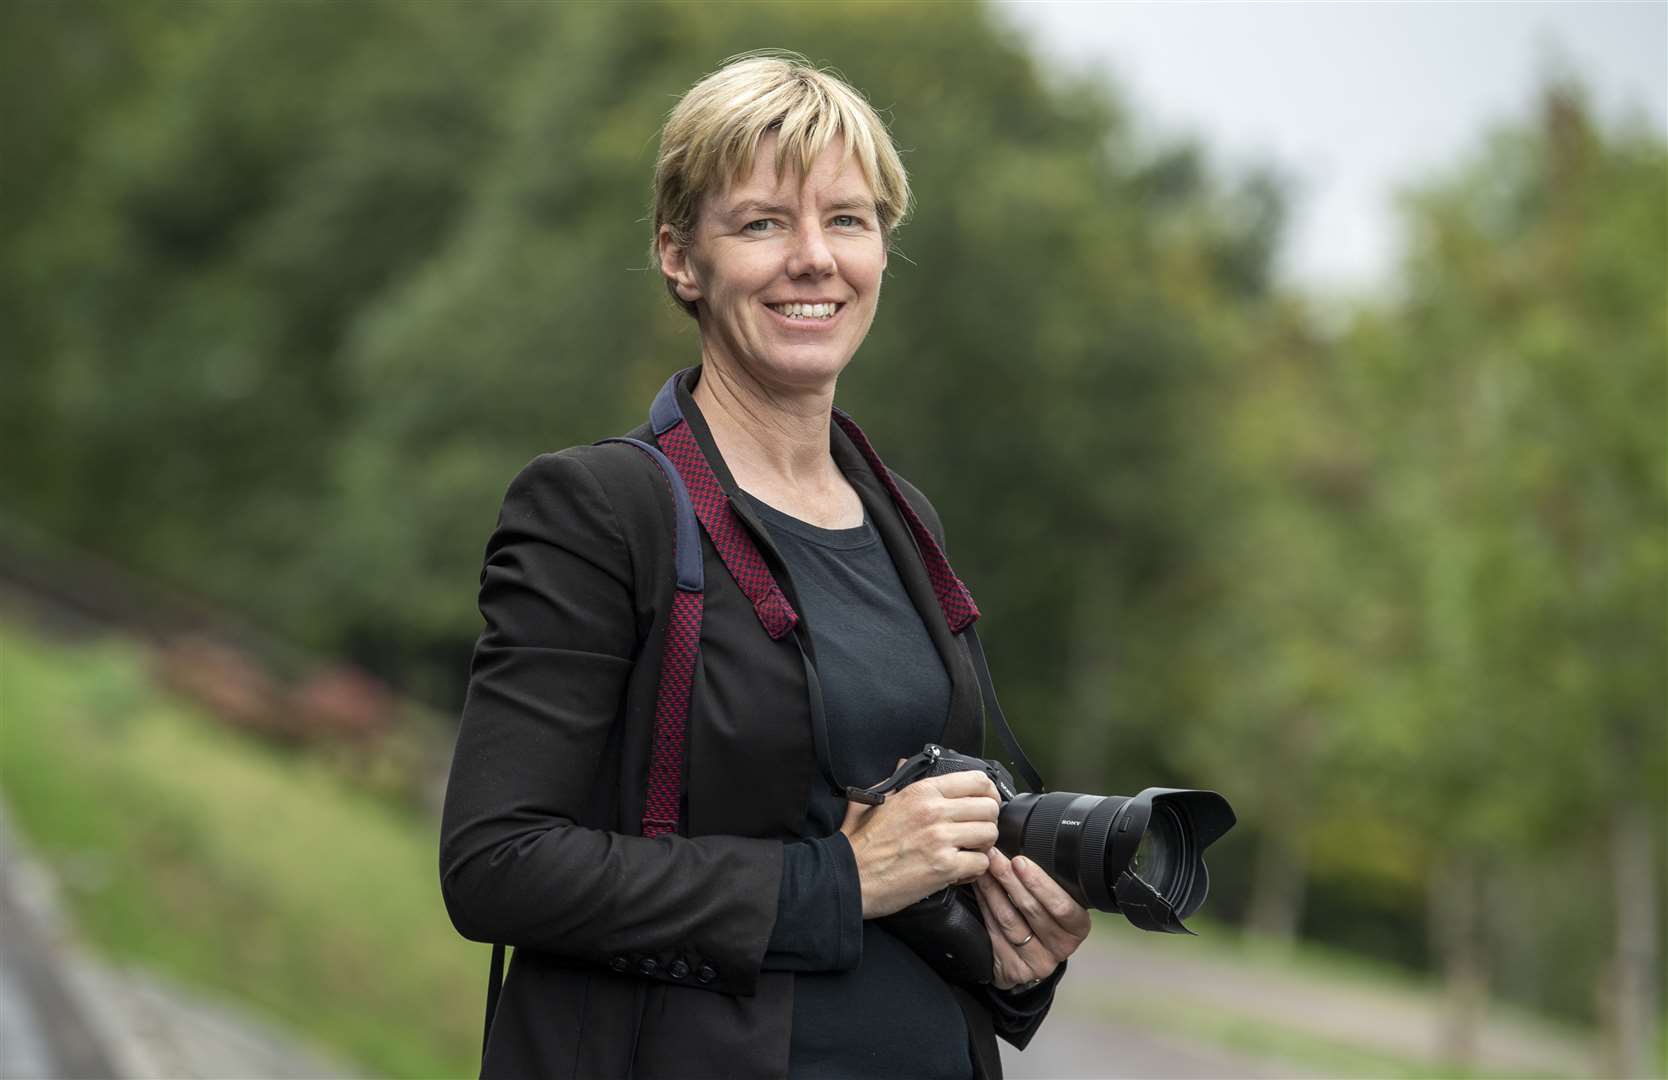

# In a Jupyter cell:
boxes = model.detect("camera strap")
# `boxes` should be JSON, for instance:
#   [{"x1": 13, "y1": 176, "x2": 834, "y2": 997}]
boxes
[{"x1": 965, "y1": 624, "x2": 1046, "y2": 794}]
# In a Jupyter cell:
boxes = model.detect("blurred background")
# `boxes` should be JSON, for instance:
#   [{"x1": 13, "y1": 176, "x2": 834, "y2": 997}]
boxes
[{"x1": 1, "y1": 2, "x2": 1662, "y2": 1078}]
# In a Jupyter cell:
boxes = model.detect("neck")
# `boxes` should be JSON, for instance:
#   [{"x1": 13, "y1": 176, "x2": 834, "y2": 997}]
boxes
[{"x1": 690, "y1": 356, "x2": 840, "y2": 492}]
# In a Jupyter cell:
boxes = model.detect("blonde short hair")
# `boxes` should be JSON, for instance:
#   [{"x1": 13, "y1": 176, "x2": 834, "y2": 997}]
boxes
[{"x1": 652, "y1": 51, "x2": 912, "y2": 318}]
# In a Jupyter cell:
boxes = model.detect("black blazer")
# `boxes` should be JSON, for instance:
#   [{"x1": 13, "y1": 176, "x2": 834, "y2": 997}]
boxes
[{"x1": 439, "y1": 368, "x2": 1058, "y2": 1078}]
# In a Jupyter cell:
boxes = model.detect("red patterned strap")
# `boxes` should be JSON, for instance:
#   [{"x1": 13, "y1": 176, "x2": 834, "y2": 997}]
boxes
[
  {"x1": 657, "y1": 420, "x2": 800, "y2": 640},
  {"x1": 831, "y1": 409, "x2": 980, "y2": 633},
  {"x1": 643, "y1": 589, "x2": 703, "y2": 837}
]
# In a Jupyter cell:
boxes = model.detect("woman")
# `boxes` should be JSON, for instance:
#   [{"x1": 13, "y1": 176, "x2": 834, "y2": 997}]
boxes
[{"x1": 440, "y1": 52, "x2": 1090, "y2": 1079}]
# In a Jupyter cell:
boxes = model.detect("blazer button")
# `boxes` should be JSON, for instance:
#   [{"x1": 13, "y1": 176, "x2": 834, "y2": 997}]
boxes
[
  {"x1": 638, "y1": 958, "x2": 659, "y2": 976},
  {"x1": 669, "y1": 960, "x2": 690, "y2": 979},
  {"x1": 697, "y1": 964, "x2": 717, "y2": 983},
  {"x1": 610, "y1": 956, "x2": 629, "y2": 973}
]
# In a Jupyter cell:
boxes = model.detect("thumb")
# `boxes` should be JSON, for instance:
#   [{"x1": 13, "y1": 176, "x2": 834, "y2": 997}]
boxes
[{"x1": 840, "y1": 796, "x2": 873, "y2": 835}]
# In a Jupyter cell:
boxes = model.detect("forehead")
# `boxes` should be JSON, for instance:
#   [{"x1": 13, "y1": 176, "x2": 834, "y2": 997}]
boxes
[{"x1": 708, "y1": 133, "x2": 877, "y2": 213}]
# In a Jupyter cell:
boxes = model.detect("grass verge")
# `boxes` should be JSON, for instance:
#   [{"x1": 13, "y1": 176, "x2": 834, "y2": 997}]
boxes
[{"x1": 0, "y1": 618, "x2": 483, "y2": 1078}]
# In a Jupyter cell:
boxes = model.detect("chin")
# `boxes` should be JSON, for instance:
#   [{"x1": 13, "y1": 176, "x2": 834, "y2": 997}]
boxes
[
  {"x1": 737, "y1": 340, "x2": 858, "y2": 389},
  {"x1": 771, "y1": 349, "x2": 857, "y2": 387}
]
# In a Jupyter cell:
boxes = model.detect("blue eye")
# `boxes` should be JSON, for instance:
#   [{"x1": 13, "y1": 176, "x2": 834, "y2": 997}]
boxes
[
  {"x1": 744, "y1": 219, "x2": 776, "y2": 233},
  {"x1": 832, "y1": 214, "x2": 861, "y2": 228}
]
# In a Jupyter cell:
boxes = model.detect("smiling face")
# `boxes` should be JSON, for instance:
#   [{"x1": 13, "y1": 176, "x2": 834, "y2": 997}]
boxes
[{"x1": 659, "y1": 131, "x2": 888, "y2": 394}]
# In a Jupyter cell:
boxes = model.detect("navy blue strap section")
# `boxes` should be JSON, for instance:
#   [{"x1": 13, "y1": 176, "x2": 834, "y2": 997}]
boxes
[
  {"x1": 598, "y1": 437, "x2": 704, "y2": 592},
  {"x1": 650, "y1": 369, "x2": 690, "y2": 435}
]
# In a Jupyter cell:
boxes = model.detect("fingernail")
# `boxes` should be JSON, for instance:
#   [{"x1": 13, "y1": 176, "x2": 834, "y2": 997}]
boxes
[{"x1": 1013, "y1": 856, "x2": 1031, "y2": 874}]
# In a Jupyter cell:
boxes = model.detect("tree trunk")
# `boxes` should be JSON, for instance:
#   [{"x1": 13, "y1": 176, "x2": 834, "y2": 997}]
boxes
[
  {"x1": 1245, "y1": 711, "x2": 1317, "y2": 945},
  {"x1": 1246, "y1": 817, "x2": 1306, "y2": 945},
  {"x1": 1599, "y1": 799, "x2": 1660, "y2": 1080},
  {"x1": 1429, "y1": 851, "x2": 1486, "y2": 1069}
]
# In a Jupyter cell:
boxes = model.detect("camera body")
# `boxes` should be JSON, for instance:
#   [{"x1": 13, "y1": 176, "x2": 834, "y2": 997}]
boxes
[
  {"x1": 897, "y1": 743, "x2": 1022, "y2": 799},
  {"x1": 860, "y1": 743, "x2": 1236, "y2": 933}
]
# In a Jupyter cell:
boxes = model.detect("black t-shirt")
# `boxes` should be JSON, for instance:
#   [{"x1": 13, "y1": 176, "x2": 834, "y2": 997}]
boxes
[{"x1": 747, "y1": 492, "x2": 972, "y2": 1079}]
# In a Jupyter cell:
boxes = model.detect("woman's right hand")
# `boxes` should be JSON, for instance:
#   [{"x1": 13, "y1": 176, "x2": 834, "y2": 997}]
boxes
[{"x1": 839, "y1": 769, "x2": 1001, "y2": 918}]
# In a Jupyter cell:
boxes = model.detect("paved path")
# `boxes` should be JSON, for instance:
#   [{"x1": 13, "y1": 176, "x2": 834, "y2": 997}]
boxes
[
  {"x1": 1, "y1": 812, "x2": 122, "y2": 1079},
  {"x1": 0, "y1": 803, "x2": 358, "y2": 1080},
  {"x1": 1004, "y1": 925, "x2": 1595, "y2": 1079},
  {"x1": 1003, "y1": 1009, "x2": 1320, "y2": 1079}
]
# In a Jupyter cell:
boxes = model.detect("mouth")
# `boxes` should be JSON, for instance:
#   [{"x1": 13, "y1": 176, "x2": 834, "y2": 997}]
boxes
[{"x1": 764, "y1": 301, "x2": 846, "y2": 325}]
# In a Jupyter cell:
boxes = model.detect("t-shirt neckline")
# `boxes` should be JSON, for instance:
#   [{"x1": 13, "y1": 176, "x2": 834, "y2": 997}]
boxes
[{"x1": 741, "y1": 491, "x2": 877, "y2": 551}]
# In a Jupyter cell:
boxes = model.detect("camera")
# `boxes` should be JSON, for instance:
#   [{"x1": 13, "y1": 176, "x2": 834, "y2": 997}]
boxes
[{"x1": 853, "y1": 744, "x2": 1236, "y2": 934}]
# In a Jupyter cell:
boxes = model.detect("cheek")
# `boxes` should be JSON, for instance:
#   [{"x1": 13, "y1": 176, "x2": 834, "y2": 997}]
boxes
[
  {"x1": 845, "y1": 245, "x2": 888, "y2": 297},
  {"x1": 711, "y1": 256, "x2": 775, "y2": 304}
]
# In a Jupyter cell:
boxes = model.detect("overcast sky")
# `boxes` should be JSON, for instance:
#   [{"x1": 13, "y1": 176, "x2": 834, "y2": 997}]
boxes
[{"x1": 999, "y1": 1, "x2": 1667, "y2": 300}]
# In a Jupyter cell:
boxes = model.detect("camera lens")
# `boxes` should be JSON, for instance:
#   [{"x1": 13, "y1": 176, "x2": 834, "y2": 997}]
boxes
[
  {"x1": 1127, "y1": 802, "x2": 1191, "y2": 906},
  {"x1": 1131, "y1": 820, "x2": 1161, "y2": 881},
  {"x1": 996, "y1": 786, "x2": 1234, "y2": 932},
  {"x1": 1000, "y1": 791, "x2": 1123, "y2": 910}
]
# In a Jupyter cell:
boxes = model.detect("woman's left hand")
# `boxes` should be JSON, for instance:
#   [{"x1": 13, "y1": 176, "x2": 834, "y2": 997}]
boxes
[{"x1": 973, "y1": 848, "x2": 1092, "y2": 991}]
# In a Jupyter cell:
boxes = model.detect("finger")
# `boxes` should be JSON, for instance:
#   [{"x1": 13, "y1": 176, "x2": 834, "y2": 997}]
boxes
[
  {"x1": 974, "y1": 870, "x2": 1032, "y2": 946},
  {"x1": 977, "y1": 878, "x2": 1061, "y2": 983},
  {"x1": 840, "y1": 797, "x2": 873, "y2": 833},
  {"x1": 975, "y1": 885, "x2": 1021, "y2": 987},
  {"x1": 929, "y1": 770, "x2": 1002, "y2": 801},
  {"x1": 1011, "y1": 854, "x2": 1093, "y2": 938},
  {"x1": 953, "y1": 849, "x2": 992, "y2": 882},
  {"x1": 976, "y1": 885, "x2": 1033, "y2": 989},
  {"x1": 939, "y1": 794, "x2": 1001, "y2": 822},
  {"x1": 988, "y1": 850, "x2": 1072, "y2": 953},
  {"x1": 938, "y1": 820, "x2": 999, "y2": 851}
]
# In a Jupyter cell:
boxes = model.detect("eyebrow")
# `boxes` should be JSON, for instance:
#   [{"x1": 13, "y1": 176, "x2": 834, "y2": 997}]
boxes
[
  {"x1": 725, "y1": 199, "x2": 792, "y2": 220},
  {"x1": 724, "y1": 196, "x2": 878, "y2": 220}
]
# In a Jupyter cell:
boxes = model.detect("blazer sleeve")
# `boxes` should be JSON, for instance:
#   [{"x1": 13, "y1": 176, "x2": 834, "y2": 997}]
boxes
[
  {"x1": 438, "y1": 449, "x2": 784, "y2": 996},
  {"x1": 981, "y1": 963, "x2": 1066, "y2": 1049}
]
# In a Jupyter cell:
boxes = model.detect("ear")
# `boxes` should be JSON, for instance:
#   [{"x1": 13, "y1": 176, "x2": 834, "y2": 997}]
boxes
[{"x1": 658, "y1": 225, "x2": 702, "y2": 303}]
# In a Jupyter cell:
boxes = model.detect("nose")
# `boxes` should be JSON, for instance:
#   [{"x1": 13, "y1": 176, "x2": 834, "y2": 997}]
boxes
[{"x1": 786, "y1": 222, "x2": 836, "y2": 280}]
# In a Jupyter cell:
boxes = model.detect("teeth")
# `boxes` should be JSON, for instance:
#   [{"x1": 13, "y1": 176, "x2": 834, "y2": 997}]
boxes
[{"x1": 771, "y1": 302, "x2": 838, "y2": 319}]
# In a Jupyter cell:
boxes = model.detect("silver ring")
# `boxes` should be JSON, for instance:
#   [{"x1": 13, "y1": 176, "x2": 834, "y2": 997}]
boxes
[
  {"x1": 1011, "y1": 933, "x2": 1034, "y2": 948},
  {"x1": 1022, "y1": 977, "x2": 1043, "y2": 990}
]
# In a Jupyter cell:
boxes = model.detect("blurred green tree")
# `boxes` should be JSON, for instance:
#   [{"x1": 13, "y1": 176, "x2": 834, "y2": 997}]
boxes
[
  {"x1": 5, "y1": 1, "x2": 1280, "y2": 771},
  {"x1": 1342, "y1": 77, "x2": 1665, "y2": 1070}
]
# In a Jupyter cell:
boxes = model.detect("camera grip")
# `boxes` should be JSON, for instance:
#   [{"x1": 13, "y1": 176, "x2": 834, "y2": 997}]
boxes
[{"x1": 877, "y1": 883, "x2": 994, "y2": 985}]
